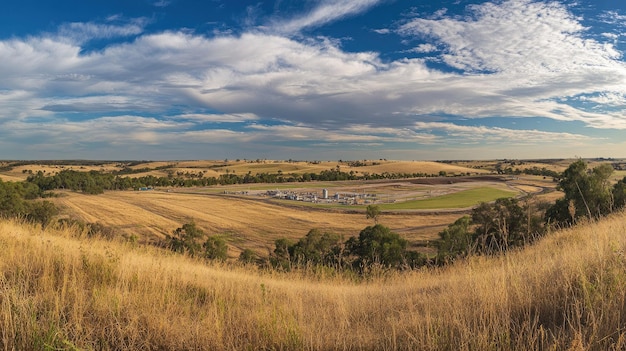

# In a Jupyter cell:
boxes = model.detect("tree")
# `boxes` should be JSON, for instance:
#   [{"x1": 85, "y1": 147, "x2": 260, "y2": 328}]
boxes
[
  {"x1": 166, "y1": 222, "x2": 204, "y2": 256},
  {"x1": 435, "y1": 216, "x2": 472, "y2": 263},
  {"x1": 471, "y1": 198, "x2": 539, "y2": 254},
  {"x1": 270, "y1": 229, "x2": 344, "y2": 269},
  {"x1": 0, "y1": 179, "x2": 28, "y2": 217},
  {"x1": 238, "y1": 249, "x2": 257, "y2": 264},
  {"x1": 26, "y1": 200, "x2": 58, "y2": 228},
  {"x1": 365, "y1": 204, "x2": 381, "y2": 224},
  {"x1": 546, "y1": 160, "x2": 614, "y2": 225},
  {"x1": 613, "y1": 177, "x2": 626, "y2": 210},
  {"x1": 346, "y1": 224, "x2": 412, "y2": 269},
  {"x1": 203, "y1": 236, "x2": 228, "y2": 261},
  {"x1": 290, "y1": 228, "x2": 343, "y2": 267},
  {"x1": 270, "y1": 238, "x2": 293, "y2": 270}
]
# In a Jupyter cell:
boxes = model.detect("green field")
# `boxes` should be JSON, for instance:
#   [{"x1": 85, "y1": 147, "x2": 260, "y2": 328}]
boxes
[
  {"x1": 379, "y1": 187, "x2": 517, "y2": 210},
  {"x1": 263, "y1": 186, "x2": 518, "y2": 211}
]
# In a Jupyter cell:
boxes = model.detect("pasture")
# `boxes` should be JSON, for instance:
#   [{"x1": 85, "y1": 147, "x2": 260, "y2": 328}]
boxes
[{"x1": 378, "y1": 187, "x2": 517, "y2": 210}]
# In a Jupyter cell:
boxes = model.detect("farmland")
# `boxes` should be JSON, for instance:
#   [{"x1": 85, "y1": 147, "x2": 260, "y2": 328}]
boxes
[
  {"x1": 51, "y1": 189, "x2": 468, "y2": 256},
  {"x1": 1, "y1": 158, "x2": 572, "y2": 257},
  {"x1": 48, "y1": 174, "x2": 559, "y2": 258}
]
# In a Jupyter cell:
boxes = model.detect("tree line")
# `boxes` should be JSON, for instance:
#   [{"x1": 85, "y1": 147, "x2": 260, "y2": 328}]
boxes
[{"x1": 25, "y1": 168, "x2": 458, "y2": 194}]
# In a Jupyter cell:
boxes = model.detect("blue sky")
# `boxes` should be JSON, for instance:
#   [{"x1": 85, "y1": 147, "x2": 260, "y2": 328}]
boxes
[{"x1": 1, "y1": 0, "x2": 625, "y2": 160}]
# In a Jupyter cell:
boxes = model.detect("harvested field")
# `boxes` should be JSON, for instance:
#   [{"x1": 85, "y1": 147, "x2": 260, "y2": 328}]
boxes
[{"x1": 52, "y1": 190, "x2": 460, "y2": 256}]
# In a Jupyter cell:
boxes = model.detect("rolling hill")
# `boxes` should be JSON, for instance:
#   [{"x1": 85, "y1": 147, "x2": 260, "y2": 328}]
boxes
[{"x1": 1, "y1": 210, "x2": 626, "y2": 350}]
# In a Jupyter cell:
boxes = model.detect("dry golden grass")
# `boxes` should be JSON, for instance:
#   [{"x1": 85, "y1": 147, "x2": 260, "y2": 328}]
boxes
[
  {"x1": 0, "y1": 173, "x2": 26, "y2": 182},
  {"x1": 347, "y1": 161, "x2": 489, "y2": 175},
  {"x1": 2, "y1": 210, "x2": 626, "y2": 349},
  {"x1": 52, "y1": 190, "x2": 457, "y2": 255}
]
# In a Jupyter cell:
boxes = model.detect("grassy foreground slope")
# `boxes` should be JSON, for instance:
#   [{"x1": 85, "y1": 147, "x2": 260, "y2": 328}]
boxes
[{"x1": 2, "y1": 213, "x2": 626, "y2": 350}]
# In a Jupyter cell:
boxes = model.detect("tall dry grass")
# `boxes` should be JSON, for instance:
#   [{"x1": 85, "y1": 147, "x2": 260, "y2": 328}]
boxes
[{"x1": 2, "y1": 212, "x2": 626, "y2": 350}]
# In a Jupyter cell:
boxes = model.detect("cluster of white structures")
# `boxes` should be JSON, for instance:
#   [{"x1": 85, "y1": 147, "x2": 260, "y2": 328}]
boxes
[{"x1": 263, "y1": 188, "x2": 377, "y2": 205}]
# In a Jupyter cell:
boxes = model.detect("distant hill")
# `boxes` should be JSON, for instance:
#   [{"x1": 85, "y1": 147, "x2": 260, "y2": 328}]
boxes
[{"x1": 0, "y1": 159, "x2": 488, "y2": 182}]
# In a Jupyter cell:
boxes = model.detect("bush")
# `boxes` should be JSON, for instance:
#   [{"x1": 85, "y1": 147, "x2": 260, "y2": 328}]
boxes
[
  {"x1": 166, "y1": 222, "x2": 204, "y2": 256},
  {"x1": 238, "y1": 249, "x2": 257, "y2": 264},
  {"x1": 435, "y1": 216, "x2": 472, "y2": 264},
  {"x1": 25, "y1": 201, "x2": 58, "y2": 228},
  {"x1": 203, "y1": 236, "x2": 228, "y2": 261},
  {"x1": 346, "y1": 224, "x2": 417, "y2": 270}
]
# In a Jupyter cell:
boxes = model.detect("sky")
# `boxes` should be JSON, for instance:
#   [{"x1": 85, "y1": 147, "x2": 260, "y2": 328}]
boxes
[{"x1": 1, "y1": 0, "x2": 626, "y2": 160}]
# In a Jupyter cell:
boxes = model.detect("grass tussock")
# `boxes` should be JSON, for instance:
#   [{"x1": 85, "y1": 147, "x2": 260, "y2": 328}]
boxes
[{"x1": 2, "y1": 213, "x2": 626, "y2": 350}]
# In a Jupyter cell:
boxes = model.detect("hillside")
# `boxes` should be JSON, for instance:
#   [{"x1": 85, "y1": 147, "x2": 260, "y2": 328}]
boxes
[
  {"x1": 0, "y1": 160, "x2": 487, "y2": 182},
  {"x1": 2, "y1": 211, "x2": 626, "y2": 350}
]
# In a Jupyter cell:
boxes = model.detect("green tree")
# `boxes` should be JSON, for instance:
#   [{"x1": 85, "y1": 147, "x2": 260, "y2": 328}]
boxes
[
  {"x1": 544, "y1": 198, "x2": 573, "y2": 228},
  {"x1": 435, "y1": 216, "x2": 472, "y2": 263},
  {"x1": 346, "y1": 224, "x2": 412, "y2": 269},
  {"x1": 238, "y1": 249, "x2": 257, "y2": 264},
  {"x1": 0, "y1": 180, "x2": 27, "y2": 217},
  {"x1": 166, "y1": 222, "x2": 204, "y2": 256},
  {"x1": 613, "y1": 177, "x2": 626, "y2": 210},
  {"x1": 546, "y1": 160, "x2": 614, "y2": 225},
  {"x1": 203, "y1": 236, "x2": 228, "y2": 261},
  {"x1": 26, "y1": 200, "x2": 58, "y2": 228},
  {"x1": 270, "y1": 238, "x2": 293, "y2": 270},
  {"x1": 365, "y1": 204, "x2": 381, "y2": 224},
  {"x1": 290, "y1": 228, "x2": 343, "y2": 267},
  {"x1": 471, "y1": 198, "x2": 539, "y2": 254}
]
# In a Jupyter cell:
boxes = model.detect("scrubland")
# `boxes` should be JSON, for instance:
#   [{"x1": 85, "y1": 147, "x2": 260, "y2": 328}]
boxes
[{"x1": 2, "y1": 210, "x2": 626, "y2": 350}]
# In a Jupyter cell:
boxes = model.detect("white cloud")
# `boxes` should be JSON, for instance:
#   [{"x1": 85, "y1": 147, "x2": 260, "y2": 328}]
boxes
[
  {"x1": 578, "y1": 92, "x2": 626, "y2": 106},
  {"x1": 411, "y1": 43, "x2": 437, "y2": 53},
  {"x1": 399, "y1": 0, "x2": 620, "y2": 74},
  {"x1": 414, "y1": 121, "x2": 595, "y2": 143},
  {"x1": 58, "y1": 18, "x2": 148, "y2": 43},
  {"x1": 1, "y1": 0, "x2": 626, "y2": 159},
  {"x1": 269, "y1": 0, "x2": 383, "y2": 34},
  {"x1": 372, "y1": 28, "x2": 391, "y2": 34},
  {"x1": 599, "y1": 10, "x2": 626, "y2": 26},
  {"x1": 246, "y1": 123, "x2": 438, "y2": 144}
]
